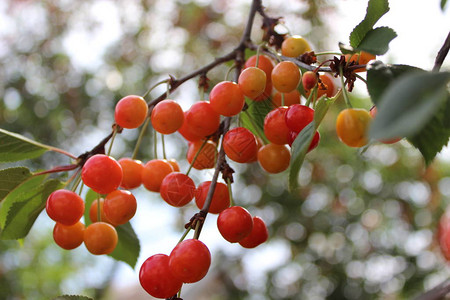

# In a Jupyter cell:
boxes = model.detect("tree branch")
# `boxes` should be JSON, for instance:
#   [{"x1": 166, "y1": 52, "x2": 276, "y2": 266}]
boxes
[
  {"x1": 414, "y1": 279, "x2": 450, "y2": 300},
  {"x1": 433, "y1": 31, "x2": 450, "y2": 72}
]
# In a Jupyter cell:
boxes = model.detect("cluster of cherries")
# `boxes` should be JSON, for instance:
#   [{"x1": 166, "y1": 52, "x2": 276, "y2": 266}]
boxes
[
  {"x1": 46, "y1": 153, "x2": 137, "y2": 255},
  {"x1": 44, "y1": 33, "x2": 405, "y2": 299}
]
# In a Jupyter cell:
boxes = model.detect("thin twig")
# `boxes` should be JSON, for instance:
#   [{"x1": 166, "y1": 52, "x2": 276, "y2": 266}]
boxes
[
  {"x1": 433, "y1": 31, "x2": 450, "y2": 72},
  {"x1": 414, "y1": 279, "x2": 450, "y2": 300}
]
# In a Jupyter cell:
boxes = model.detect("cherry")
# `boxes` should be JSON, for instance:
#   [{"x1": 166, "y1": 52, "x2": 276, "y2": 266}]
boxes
[
  {"x1": 151, "y1": 99, "x2": 184, "y2": 134},
  {"x1": 103, "y1": 189, "x2": 137, "y2": 225},
  {"x1": 141, "y1": 159, "x2": 174, "y2": 192},
  {"x1": 53, "y1": 221, "x2": 85, "y2": 250},
  {"x1": 281, "y1": 35, "x2": 311, "y2": 58},
  {"x1": 223, "y1": 127, "x2": 258, "y2": 163},
  {"x1": 177, "y1": 111, "x2": 203, "y2": 142},
  {"x1": 239, "y1": 216, "x2": 269, "y2": 248},
  {"x1": 186, "y1": 140, "x2": 218, "y2": 170},
  {"x1": 160, "y1": 172, "x2": 196, "y2": 207},
  {"x1": 254, "y1": 80, "x2": 273, "y2": 102},
  {"x1": 271, "y1": 61, "x2": 301, "y2": 93},
  {"x1": 439, "y1": 211, "x2": 450, "y2": 260},
  {"x1": 306, "y1": 74, "x2": 336, "y2": 98},
  {"x1": 89, "y1": 198, "x2": 116, "y2": 226},
  {"x1": 185, "y1": 101, "x2": 220, "y2": 137},
  {"x1": 257, "y1": 144, "x2": 291, "y2": 174},
  {"x1": 272, "y1": 90, "x2": 301, "y2": 107},
  {"x1": 118, "y1": 158, "x2": 143, "y2": 190},
  {"x1": 81, "y1": 154, "x2": 123, "y2": 195},
  {"x1": 166, "y1": 158, "x2": 181, "y2": 172},
  {"x1": 346, "y1": 51, "x2": 376, "y2": 72},
  {"x1": 114, "y1": 95, "x2": 148, "y2": 129},
  {"x1": 195, "y1": 181, "x2": 230, "y2": 214},
  {"x1": 244, "y1": 54, "x2": 274, "y2": 80},
  {"x1": 238, "y1": 67, "x2": 267, "y2": 100},
  {"x1": 139, "y1": 254, "x2": 183, "y2": 299},
  {"x1": 302, "y1": 71, "x2": 318, "y2": 90},
  {"x1": 263, "y1": 107, "x2": 290, "y2": 145},
  {"x1": 169, "y1": 239, "x2": 211, "y2": 283},
  {"x1": 46, "y1": 189, "x2": 85, "y2": 226},
  {"x1": 285, "y1": 104, "x2": 315, "y2": 133},
  {"x1": 83, "y1": 222, "x2": 118, "y2": 255},
  {"x1": 217, "y1": 206, "x2": 253, "y2": 243},
  {"x1": 209, "y1": 81, "x2": 245, "y2": 117},
  {"x1": 336, "y1": 108, "x2": 371, "y2": 147},
  {"x1": 288, "y1": 130, "x2": 320, "y2": 152}
]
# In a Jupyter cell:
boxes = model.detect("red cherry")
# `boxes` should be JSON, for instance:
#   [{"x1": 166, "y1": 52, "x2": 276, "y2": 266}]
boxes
[
  {"x1": 169, "y1": 239, "x2": 211, "y2": 283},
  {"x1": 118, "y1": 158, "x2": 143, "y2": 190},
  {"x1": 288, "y1": 130, "x2": 320, "y2": 152},
  {"x1": 81, "y1": 154, "x2": 123, "y2": 195},
  {"x1": 210, "y1": 81, "x2": 245, "y2": 116},
  {"x1": 185, "y1": 101, "x2": 220, "y2": 137},
  {"x1": 139, "y1": 254, "x2": 183, "y2": 299},
  {"x1": 53, "y1": 221, "x2": 85, "y2": 250},
  {"x1": 46, "y1": 189, "x2": 85, "y2": 226},
  {"x1": 223, "y1": 127, "x2": 258, "y2": 163},
  {"x1": 160, "y1": 172, "x2": 196, "y2": 207},
  {"x1": 217, "y1": 206, "x2": 253, "y2": 243},
  {"x1": 263, "y1": 107, "x2": 290, "y2": 145},
  {"x1": 285, "y1": 104, "x2": 315, "y2": 133},
  {"x1": 195, "y1": 181, "x2": 230, "y2": 214},
  {"x1": 103, "y1": 190, "x2": 137, "y2": 225},
  {"x1": 114, "y1": 95, "x2": 148, "y2": 129},
  {"x1": 239, "y1": 216, "x2": 269, "y2": 248}
]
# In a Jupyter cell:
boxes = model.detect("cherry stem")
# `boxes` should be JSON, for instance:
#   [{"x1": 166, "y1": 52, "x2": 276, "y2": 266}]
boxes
[
  {"x1": 225, "y1": 64, "x2": 237, "y2": 81},
  {"x1": 281, "y1": 93, "x2": 285, "y2": 106},
  {"x1": 305, "y1": 86, "x2": 317, "y2": 107},
  {"x1": 78, "y1": 182, "x2": 84, "y2": 196},
  {"x1": 177, "y1": 227, "x2": 191, "y2": 244},
  {"x1": 107, "y1": 126, "x2": 118, "y2": 156},
  {"x1": 255, "y1": 43, "x2": 263, "y2": 67},
  {"x1": 355, "y1": 73, "x2": 367, "y2": 84},
  {"x1": 34, "y1": 164, "x2": 78, "y2": 176},
  {"x1": 161, "y1": 134, "x2": 167, "y2": 160},
  {"x1": 153, "y1": 129, "x2": 158, "y2": 159},
  {"x1": 226, "y1": 178, "x2": 234, "y2": 207},
  {"x1": 339, "y1": 67, "x2": 352, "y2": 108},
  {"x1": 315, "y1": 51, "x2": 342, "y2": 56},
  {"x1": 132, "y1": 116, "x2": 151, "y2": 160},
  {"x1": 46, "y1": 146, "x2": 78, "y2": 160},
  {"x1": 70, "y1": 171, "x2": 83, "y2": 193},
  {"x1": 142, "y1": 78, "x2": 171, "y2": 100},
  {"x1": 185, "y1": 139, "x2": 208, "y2": 177}
]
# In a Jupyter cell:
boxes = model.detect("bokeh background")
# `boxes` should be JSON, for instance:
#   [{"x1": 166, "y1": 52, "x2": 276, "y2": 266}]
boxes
[{"x1": 0, "y1": 0, "x2": 449, "y2": 299}]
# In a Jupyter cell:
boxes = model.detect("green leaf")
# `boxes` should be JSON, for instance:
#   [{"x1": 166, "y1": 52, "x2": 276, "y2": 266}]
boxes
[
  {"x1": 240, "y1": 99, "x2": 272, "y2": 144},
  {"x1": 0, "y1": 128, "x2": 51, "y2": 162},
  {"x1": 349, "y1": 0, "x2": 390, "y2": 48},
  {"x1": 288, "y1": 94, "x2": 339, "y2": 192},
  {"x1": 444, "y1": 96, "x2": 450, "y2": 128},
  {"x1": 52, "y1": 295, "x2": 94, "y2": 300},
  {"x1": 407, "y1": 104, "x2": 450, "y2": 165},
  {"x1": 108, "y1": 222, "x2": 140, "y2": 268},
  {"x1": 366, "y1": 61, "x2": 424, "y2": 105},
  {"x1": 0, "y1": 167, "x2": 32, "y2": 201},
  {"x1": 1, "y1": 177, "x2": 63, "y2": 240},
  {"x1": 83, "y1": 188, "x2": 99, "y2": 226},
  {"x1": 289, "y1": 122, "x2": 315, "y2": 192},
  {"x1": 369, "y1": 71, "x2": 450, "y2": 142},
  {"x1": 356, "y1": 26, "x2": 397, "y2": 55},
  {"x1": 441, "y1": 0, "x2": 448, "y2": 10}
]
